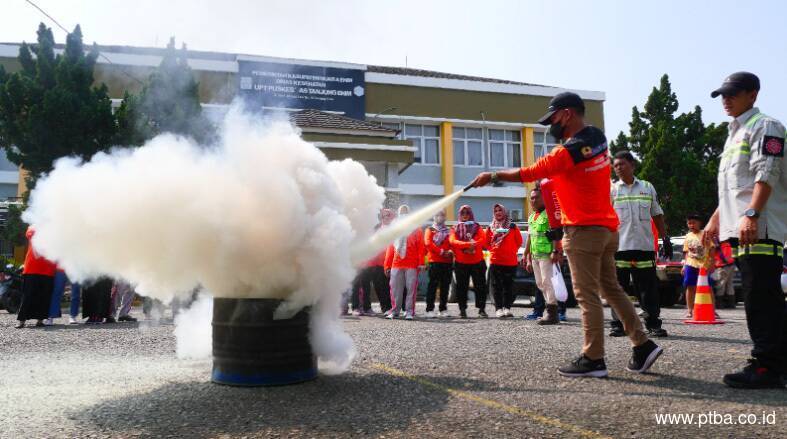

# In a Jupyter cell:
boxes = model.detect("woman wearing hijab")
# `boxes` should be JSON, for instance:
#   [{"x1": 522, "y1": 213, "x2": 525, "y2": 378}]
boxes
[
  {"x1": 424, "y1": 210, "x2": 454, "y2": 318},
  {"x1": 486, "y1": 204, "x2": 523, "y2": 318},
  {"x1": 449, "y1": 205, "x2": 489, "y2": 319},
  {"x1": 351, "y1": 208, "x2": 394, "y2": 315},
  {"x1": 15, "y1": 226, "x2": 57, "y2": 328},
  {"x1": 384, "y1": 204, "x2": 425, "y2": 320}
]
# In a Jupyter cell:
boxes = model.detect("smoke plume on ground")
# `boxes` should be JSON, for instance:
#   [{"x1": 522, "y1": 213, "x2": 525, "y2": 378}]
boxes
[{"x1": 23, "y1": 105, "x2": 385, "y2": 371}]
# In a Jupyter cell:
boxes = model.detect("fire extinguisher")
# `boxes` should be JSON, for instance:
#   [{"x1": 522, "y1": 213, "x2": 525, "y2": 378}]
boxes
[{"x1": 539, "y1": 178, "x2": 563, "y2": 241}]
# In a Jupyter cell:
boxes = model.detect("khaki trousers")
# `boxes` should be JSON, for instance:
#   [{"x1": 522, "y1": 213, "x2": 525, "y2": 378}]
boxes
[
  {"x1": 563, "y1": 226, "x2": 648, "y2": 360},
  {"x1": 532, "y1": 258, "x2": 557, "y2": 305}
]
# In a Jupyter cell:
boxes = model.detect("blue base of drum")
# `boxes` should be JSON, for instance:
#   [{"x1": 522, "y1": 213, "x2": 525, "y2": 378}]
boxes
[{"x1": 211, "y1": 367, "x2": 318, "y2": 387}]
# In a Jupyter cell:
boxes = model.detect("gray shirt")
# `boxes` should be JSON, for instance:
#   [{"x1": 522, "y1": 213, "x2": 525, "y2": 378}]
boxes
[
  {"x1": 612, "y1": 178, "x2": 663, "y2": 252},
  {"x1": 718, "y1": 107, "x2": 786, "y2": 244}
]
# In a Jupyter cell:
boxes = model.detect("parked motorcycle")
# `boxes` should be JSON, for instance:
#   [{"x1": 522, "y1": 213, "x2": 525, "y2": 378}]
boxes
[{"x1": 0, "y1": 264, "x2": 23, "y2": 314}]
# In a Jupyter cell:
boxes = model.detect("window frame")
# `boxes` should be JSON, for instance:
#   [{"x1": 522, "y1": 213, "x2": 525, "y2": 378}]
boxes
[
  {"x1": 452, "y1": 126, "x2": 485, "y2": 168},
  {"x1": 487, "y1": 128, "x2": 522, "y2": 169},
  {"x1": 533, "y1": 129, "x2": 558, "y2": 161},
  {"x1": 404, "y1": 123, "x2": 441, "y2": 166}
]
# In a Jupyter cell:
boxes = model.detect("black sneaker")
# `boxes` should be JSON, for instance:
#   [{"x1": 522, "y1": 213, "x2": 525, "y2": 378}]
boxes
[
  {"x1": 118, "y1": 315, "x2": 138, "y2": 322},
  {"x1": 627, "y1": 340, "x2": 663, "y2": 373},
  {"x1": 608, "y1": 327, "x2": 626, "y2": 337},
  {"x1": 647, "y1": 327, "x2": 668, "y2": 338},
  {"x1": 477, "y1": 309, "x2": 488, "y2": 318},
  {"x1": 723, "y1": 360, "x2": 785, "y2": 389},
  {"x1": 558, "y1": 355, "x2": 608, "y2": 378},
  {"x1": 104, "y1": 316, "x2": 117, "y2": 324},
  {"x1": 459, "y1": 309, "x2": 467, "y2": 319}
]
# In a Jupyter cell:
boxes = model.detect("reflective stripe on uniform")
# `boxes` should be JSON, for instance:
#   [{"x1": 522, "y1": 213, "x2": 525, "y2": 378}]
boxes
[
  {"x1": 615, "y1": 260, "x2": 655, "y2": 268},
  {"x1": 735, "y1": 243, "x2": 781, "y2": 258},
  {"x1": 745, "y1": 112, "x2": 765, "y2": 128},
  {"x1": 721, "y1": 142, "x2": 750, "y2": 160},
  {"x1": 613, "y1": 195, "x2": 653, "y2": 203}
]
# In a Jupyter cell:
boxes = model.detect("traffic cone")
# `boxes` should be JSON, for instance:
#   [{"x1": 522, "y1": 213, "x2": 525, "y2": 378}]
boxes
[{"x1": 684, "y1": 267, "x2": 724, "y2": 325}]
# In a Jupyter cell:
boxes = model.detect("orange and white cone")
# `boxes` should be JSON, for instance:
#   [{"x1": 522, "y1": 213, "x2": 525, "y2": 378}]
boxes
[{"x1": 684, "y1": 266, "x2": 724, "y2": 325}]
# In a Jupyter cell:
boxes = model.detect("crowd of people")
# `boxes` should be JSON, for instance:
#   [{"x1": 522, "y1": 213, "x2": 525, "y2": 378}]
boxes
[
  {"x1": 14, "y1": 226, "x2": 139, "y2": 328},
  {"x1": 346, "y1": 191, "x2": 571, "y2": 323}
]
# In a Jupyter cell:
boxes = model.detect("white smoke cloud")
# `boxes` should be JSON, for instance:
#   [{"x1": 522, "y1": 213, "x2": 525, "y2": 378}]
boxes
[
  {"x1": 174, "y1": 293, "x2": 213, "y2": 360},
  {"x1": 23, "y1": 104, "x2": 385, "y2": 372}
]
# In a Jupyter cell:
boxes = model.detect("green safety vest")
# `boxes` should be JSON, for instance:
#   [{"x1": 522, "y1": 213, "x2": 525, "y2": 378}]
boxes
[{"x1": 528, "y1": 211, "x2": 553, "y2": 259}]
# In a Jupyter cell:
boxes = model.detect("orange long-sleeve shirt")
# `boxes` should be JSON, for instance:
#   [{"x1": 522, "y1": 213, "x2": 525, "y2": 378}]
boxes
[
  {"x1": 486, "y1": 224, "x2": 523, "y2": 267},
  {"x1": 449, "y1": 226, "x2": 487, "y2": 265},
  {"x1": 23, "y1": 226, "x2": 57, "y2": 277},
  {"x1": 519, "y1": 126, "x2": 619, "y2": 232},
  {"x1": 424, "y1": 226, "x2": 453, "y2": 264},
  {"x1": 384, "y1": 228, "x2": 426, "y2": 270}
]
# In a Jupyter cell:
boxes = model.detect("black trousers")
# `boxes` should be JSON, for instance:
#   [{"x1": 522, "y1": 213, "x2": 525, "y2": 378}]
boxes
[
  {"x1": 351, "y1": 267, "x2": 373, "y2": 311},
  {"x1": 454, "y1": 261, "x2": 488, "y2": 311},
  {"x1": 82, "y1": 277, "x2": 113, "y2": 319},
  {"x1": 352, "y1": 266, "x2": 391, "y2": 312},
  {"x1": 736, "y1": 247, "x2": 786, "y2": 372},
  {"x1": 426, "y1": 262, "x2": 452, "y2": 312},
  {"x1": 610, "y1": 250, "x2": 662, "y2": 330},
  {"x1": 490, "y1": 264, "x2": 516, "y2": 310},
  {"x1": 17, "y1": 274, "x2": 55, "y2": 321}
]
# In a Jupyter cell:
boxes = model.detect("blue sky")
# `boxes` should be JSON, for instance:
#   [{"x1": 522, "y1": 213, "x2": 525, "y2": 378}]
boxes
[{"x1": 2, "y1": 0, "x2": 785, "y2": 137}]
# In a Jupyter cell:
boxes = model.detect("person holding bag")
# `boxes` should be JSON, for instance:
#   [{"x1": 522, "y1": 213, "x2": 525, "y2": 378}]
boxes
[{"x1": 524, "y1": 188, "x2": 563, "y2": 325}]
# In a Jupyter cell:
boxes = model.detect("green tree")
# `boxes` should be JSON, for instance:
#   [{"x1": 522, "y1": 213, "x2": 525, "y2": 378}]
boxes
[
  {"x1": 115, "y1": 38, "x2": 214, "y2": 146},
  {"x1": 612, "y1": 74, "x2": 728, "y2": 233},
  {"x1": 0, "y1": 23, "x2": 117, "y2": 193}
]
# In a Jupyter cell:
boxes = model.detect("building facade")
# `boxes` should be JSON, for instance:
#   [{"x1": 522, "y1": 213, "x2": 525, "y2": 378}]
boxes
[{"x1": 0, "y1": 43, "x2": 605, "y2": 223}]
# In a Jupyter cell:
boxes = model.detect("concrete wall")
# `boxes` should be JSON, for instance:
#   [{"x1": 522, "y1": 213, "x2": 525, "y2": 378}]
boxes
[{"x1": 366, "y1": 83, "x2": 605, "y2": 129}]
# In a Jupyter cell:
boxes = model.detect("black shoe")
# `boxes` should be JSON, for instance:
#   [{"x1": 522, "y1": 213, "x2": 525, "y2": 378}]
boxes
[
  {"x1": 104, "y1": 316, "x2": 117, "y2": 324},
  {"x1": 15, "y1": 321, "x2": 25, "y2": 329},
  {"x1": 477, "y1": 309, "x2": 488, "y2": 318},
  {"x1": 609, "y1": 327, "x2": 626, "y2": 337},
  {"x1": 118, "y1": 315, "x2": 137, "y2": 322},
  {"x1": 34, "y1": 320, "x2": 45, "y2": 327},
  {"x1": 558, "y1": 355, "x2": 608, "y2": 378},
  {"x1": 647, "y1": 327, "x2": 668, "y2": 338},
  {"x1": 459, "y1": 309, "x2": 468, "y2": 319},
  {"x1": 723, "y1": 360, "x2": 785, "y2": 389},
  {"x1": 627, "y1": 340, "x2": 663, "y2": 373}
]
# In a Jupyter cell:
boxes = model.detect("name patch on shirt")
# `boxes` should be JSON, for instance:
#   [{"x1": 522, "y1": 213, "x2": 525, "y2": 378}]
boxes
[{"x1": 763, "y1": 135, "x2": 784, "y2": 157}]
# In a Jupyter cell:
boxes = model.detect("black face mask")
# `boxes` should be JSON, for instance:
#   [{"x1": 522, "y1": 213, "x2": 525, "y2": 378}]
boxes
[{"x1": 548, "y1": 122, "x2": 565, "y2": 141}]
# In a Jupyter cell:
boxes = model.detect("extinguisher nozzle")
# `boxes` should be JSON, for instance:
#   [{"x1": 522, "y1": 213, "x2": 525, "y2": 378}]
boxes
[{"x1": 463, "y1": 184, "x2": 474, "y2": 192}]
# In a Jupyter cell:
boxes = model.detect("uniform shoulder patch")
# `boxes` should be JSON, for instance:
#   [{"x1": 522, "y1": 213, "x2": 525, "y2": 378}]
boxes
[
  {"x1": 763, "y1": 135, "x2": 784, "y2": 157},
  {"x1": 563, "y1": 126, "x2": 608, "y2": 164}
]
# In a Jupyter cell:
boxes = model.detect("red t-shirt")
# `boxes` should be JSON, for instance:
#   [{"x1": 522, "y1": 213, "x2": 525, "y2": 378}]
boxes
[
  {"x1": 519, "y1": 126, "x2": 619, "y2": 231},
  {"x1": 23, "y1": 227, "x2": 57, "y2": 277},
  {"x1": 384, "y1": 228, "x2": 426, "y2": 270},
  {"x1": 449, "y1": 226, "x2": 487, "y2": 265},
  {"x1": 424, "y1": 226, "x2": 453, "y2": 264},
  {"x1": 486, "y1": 224, "x2": 523, "y2": 267}
]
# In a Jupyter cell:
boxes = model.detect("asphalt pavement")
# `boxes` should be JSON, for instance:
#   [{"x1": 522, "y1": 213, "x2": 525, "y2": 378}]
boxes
[{"x1": 0, "y1": 304, "x2": 784, "y2": 438}]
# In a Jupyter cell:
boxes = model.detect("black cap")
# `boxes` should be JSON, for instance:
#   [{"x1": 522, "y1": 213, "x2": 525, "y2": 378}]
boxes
[
  {"x1": 710, "y1": 72, "x2": 760, "y2": 98},
  {"x1": 538, "y1": 92, "x2": 585, "y2": 125}
]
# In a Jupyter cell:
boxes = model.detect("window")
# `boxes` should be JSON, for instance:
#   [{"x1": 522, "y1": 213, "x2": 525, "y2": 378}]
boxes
[
  {"x1": 404, "y1": 124, "x2": 440, "y2": 165},
  {"x1": 452, "y1": 127, "x2": 484, "y2": 167},
  {"x1": 488, "y1": 129, "x2": 522, "y2": 168},
  {"x1": 510, "y1": 209, "x2": 523, "y2": 222},
  {"x1": 533, "y1": 131, "x2": 558, "y2": 160}
]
